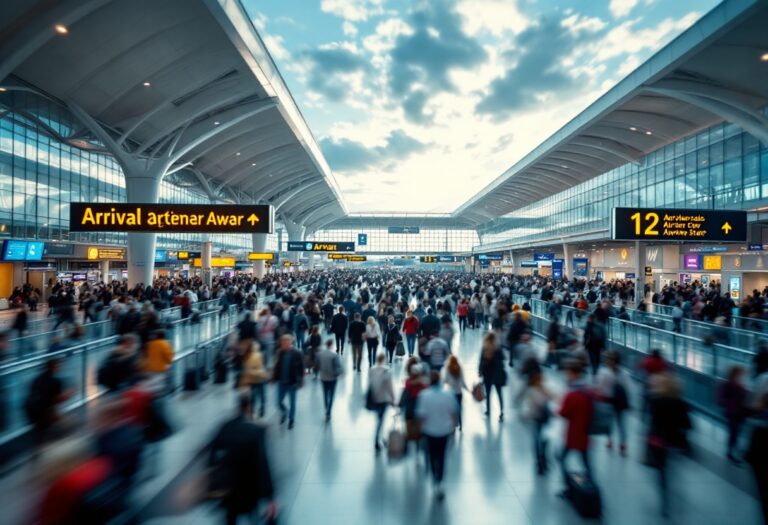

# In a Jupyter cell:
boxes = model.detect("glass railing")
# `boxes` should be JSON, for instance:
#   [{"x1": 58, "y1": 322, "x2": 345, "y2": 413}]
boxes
[
  {"x1": 0, "y1": 306, "x2": 239, "y2": 446},
  {"x1": 512, "y1": 294, "x2": 756, "y2": 419}
]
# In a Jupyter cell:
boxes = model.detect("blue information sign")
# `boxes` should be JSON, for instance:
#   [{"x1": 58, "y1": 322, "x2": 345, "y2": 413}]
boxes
[
  {"x1": 533, "y1": 252, "x2": 555, "y2": 261},
  {"x1": 358, "y1": 233, "x2": 367, "y2": 246}
]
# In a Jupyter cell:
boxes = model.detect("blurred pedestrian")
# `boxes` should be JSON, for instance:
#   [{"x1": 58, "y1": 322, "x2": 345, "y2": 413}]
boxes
[
  {"x1": 595, "y1": 350, "x2": 630, "y2": 456},
  {"x1": 478, "y1": 332, "x2": 506, "y2": 422},
  {"x1": 316, "y1": 340, "x2": 343, "y2": 421},
  {"x1": 365, "y1": 317, "x2": 381, "y2": 368},
  {"x1": 524, "y1": 367, "x2": 553, "y2": 475},
  {"x1": 442, "y1": 355, "x2": 468, "y2": 431},
  {"x1": 558, "y1": 358, "x2": 594, "y2": 491},
  {"x1": 209, "y1": 392, "x2": 278, "y2": 525},
  {"x1": 718, "y1": 365, "x2": 748, "y2": 463},
  {"x1": 272, "y1": 334, "x2": 304, "y2": 430},
  {"x1": 416, "y1": 370, "x2": 459, "y2": 501},
  {"x1": 239, "y1": 341, "x2": 268, "y2": 418},
  {"x1": 369, "y1": 352, "x2": 394, "y2": 453}
]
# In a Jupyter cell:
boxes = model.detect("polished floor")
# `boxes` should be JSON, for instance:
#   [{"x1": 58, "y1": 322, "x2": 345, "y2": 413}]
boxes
[{"x1": 142, "y1": 325, "x2": 763, "y2": 525}]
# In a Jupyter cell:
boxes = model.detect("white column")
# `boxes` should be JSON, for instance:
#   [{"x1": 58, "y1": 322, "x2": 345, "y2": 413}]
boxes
[
  {"x1": 283, "y1": 219, "x2": 305, "y2": 269},
  {"x1": 100, "y1": 260, "x2": 110, "y2": 284},
  {"x1": 201, "y1": 240, "x2": 213, "y2": 287},
  {"x1": 125, "y1": 174, "x2": 162, "y2": 288},
  {"x1": 635, "y1": 241, "x2": 647, "y2": 306},
  {"x1": 563, "y1": 243, "x2": 572, "y2": 280},
  {"x1": 252, "y1": 233, "x2": 267, "y2": 278}
]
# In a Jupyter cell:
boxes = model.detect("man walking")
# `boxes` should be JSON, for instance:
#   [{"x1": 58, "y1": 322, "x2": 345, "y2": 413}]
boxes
[{"x1": 272, "y1": 334, "x2": 304, "y2": 430}]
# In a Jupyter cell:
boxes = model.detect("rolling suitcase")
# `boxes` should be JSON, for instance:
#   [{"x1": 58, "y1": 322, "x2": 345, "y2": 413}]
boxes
[
  {"x1": 214, "y1": 360, "x2": 228, "y2": 384},
  {"x1": 565, "y1": 472, "x2": 601, "y2": 518},
  {"x1": 184, "y1": 369, "x2": 199, "y2": 391}
]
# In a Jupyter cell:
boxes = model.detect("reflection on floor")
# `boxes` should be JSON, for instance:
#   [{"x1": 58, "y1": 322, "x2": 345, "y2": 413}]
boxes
[{"x1": 144, "y1": 326, "x2": 762, "y2": 525}]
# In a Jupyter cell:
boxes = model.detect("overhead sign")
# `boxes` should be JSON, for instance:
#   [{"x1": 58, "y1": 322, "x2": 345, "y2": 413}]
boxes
[
  {"x1": 749, "y1": 243, "x2": 766, "y2": 251},
  {"x1": 420, "y1": 256, "x2": 438, "y2": 263},
  {"x1": 287, "y1": 241, "x2": 355, "y2": 252},
  {"x1": 247, "y1": 252, "x2": 275, "y2": 261},
  {"x1": 612, "y1": 207, "x2": 747, "y2": 242},
  {"x1": 154, "y1": 250, "x2": 168, "y2": 263},
  {"x1": 644, "y1": 265, "x2": 653, "y2": 276},
  {"x1": 388, "y1": 226, "x2": 420, "y2": 234},
  {"x1": 87, "y1": 247, "x2": 126, "y2": 260},
  {"x1": 346, "y1": 255, "x2": 367, "y2": 262},
  {"x1": 520, "y1": 260, "x2": 538, "y2": 268},
  {"x1": 438, "y1": 255, "x2": 460, "y2": 263},
  {"x1": 328, "y1": 253, "x2": 347, "y2": 260},
  {"x1": 192, "y1": 257, "x2": 236, "y2": 268},
  {"x1": 477, "y1": 253, "x2": 503, "y2": 261},
  {"x1": 70, "y1": 203, "x2": 274, "y2": 233},
  {"x1": 281, "y1": 261, "x2": 301, "y2": 267},
  {"x1": 329, "y1": 253, "x2": 367, "y2": 262},
  {"x1": 683, "y1": 254, "x2": 700, "y2": 270},
  {"x1": 357, "y1": 233, "x2": 368, "y2": 246},
  {"x1": 533, "y1": 252, "x2": 555, "y2": 262}
]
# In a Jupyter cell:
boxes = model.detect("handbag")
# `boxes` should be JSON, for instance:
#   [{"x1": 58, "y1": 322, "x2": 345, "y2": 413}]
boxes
[
  {"x1": 395, "y1": 341, "x2": 405, "y2": 356},
  {"x1": 472, "y1": 382, "x2": 485, "y2": 402}
]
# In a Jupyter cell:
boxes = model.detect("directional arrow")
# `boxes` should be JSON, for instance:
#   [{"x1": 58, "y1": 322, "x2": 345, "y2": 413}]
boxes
[
  {"x1": 246, "y1": 213, "x2": 260, "y2": 226},
  {"x1": 721, "y1": 222, "x2": 732, "y2": 235}
]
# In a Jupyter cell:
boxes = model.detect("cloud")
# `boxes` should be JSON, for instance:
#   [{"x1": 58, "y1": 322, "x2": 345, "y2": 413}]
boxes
[
  {"x1": 609, "y1": 0, "x2": 639, "y2": 18},
  {"x1": 342, "y1": 21, "x2": 358, "y2": 36},
  {"x1": 321, "y1": 0, "x2": 385, "y2": 22},
  {"x1": 456, "y1": 0, "x2": 529, "y2": 37},
  {"x1": 388, "y1": 0, "x2": 487, "y2": 123},
  {"x1": 475, "y1": 15, "x2": 604, "y2": 120},
  {"x1": 302, "y1": 43, "x2": 370, "y2": 102},
  {"x1": 320, "y1": 129, "x2": 428, "y2": 171}
]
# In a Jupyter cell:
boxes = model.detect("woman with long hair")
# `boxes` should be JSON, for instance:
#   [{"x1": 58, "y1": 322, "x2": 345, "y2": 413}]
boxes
[
  {"x1": 365, "y1": 316, "x2": 381, "y2": 368},
  {"x1": 478, "y1": 332, "x2": 507, "y2": 422},
  {"x1": 443, "y1": 355, "x2": 468, "y2": 431}
]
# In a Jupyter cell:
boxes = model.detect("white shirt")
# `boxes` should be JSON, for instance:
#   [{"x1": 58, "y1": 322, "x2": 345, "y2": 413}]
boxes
[
  {"x1": 365, "y1": 323, "x2": 381, "y2": 340},
  {"x1": 442, "y1": 368, "x2": 467, "y2": 394},
  {"x1": 416, "y1": 386, "x2": 459, "y2": 437}
]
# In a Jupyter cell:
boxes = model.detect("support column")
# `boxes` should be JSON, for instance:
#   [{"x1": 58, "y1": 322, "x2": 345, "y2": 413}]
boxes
[
  {"x1": 201, "y1": 240, "x2": 213, "y2": 288},
  {"x1": 634, "y1": 241, "x2": 647, "y2": 306},
  {"x1": 125, "y1": 175, "x2": 162, "y2": 288},
  {"x1": 562, "y1": 243, "x2": 572, "y2": 281},
  {"x1": 100, "y1": 260, "x2": 110, "y2": 285},
  {"x1": 252, "y1": 233, "x2": 267, "y2": 278},
  {"x1": 283, "y1": 219, "x2": 305, "y2": 270}
]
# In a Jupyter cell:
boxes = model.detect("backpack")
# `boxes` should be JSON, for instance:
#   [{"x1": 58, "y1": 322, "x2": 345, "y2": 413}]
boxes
[{"x1": 613, "y1": 381, "x2": 630, "y2": 412}]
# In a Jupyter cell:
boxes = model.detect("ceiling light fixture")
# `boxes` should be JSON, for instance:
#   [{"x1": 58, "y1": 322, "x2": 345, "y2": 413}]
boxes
[
  {"x1": 143, "y1": 81, "x2": 151, "y2": 87},
  {"x1": 252, "y1": 163, "x2": 256, "y2": 166},
  {"x1": 645, "y1": 131, "x2": 653, "y2": 135},
  {"x1": 236, "y1": 152, "x2": 241, "y2": 156},
  {"x1": 629, "y1": 126, "x2": 637, "y2": 131},
  {"x1": 54, "y1": 24, "x2": 68, "y2": 35},
  {"x1": 0, "y1": 87, "x2": 6, "y2": 92},
  {"x1": 761, "y1": 52, "x2": 768, "y2": 62},
  {"x1": 213, "y1": 121, "x2": 220, "y2": 126}
]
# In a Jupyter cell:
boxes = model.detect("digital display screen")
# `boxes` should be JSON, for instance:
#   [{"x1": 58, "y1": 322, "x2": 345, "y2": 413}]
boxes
[
  {"x1": 477, "y1": 253, "x2": 503, "y2": 261},
  {"x1": 154, "y1": 250, "x2": 168, "y2": 263},
  {"x1": 612, "y1": 207, "x2": 747, "y2": 242},
  {"x1": 25, "y1": 241, "x2": 44, "y2": 261},
  {"x1": 3, "y1": 240, "x2": 28, "y2": 261}
]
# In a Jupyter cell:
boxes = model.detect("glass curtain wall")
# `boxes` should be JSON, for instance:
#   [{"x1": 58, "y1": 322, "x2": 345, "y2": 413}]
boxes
[
  {"x1": 310, "y1": 228, "x2": 478, "y2": 253},
  {"x1": 479, "y1": 113, "x2": 768, "y2": 249},
  {"x1": 0, "y1": 91, "x2": 278, "y2": 253}
]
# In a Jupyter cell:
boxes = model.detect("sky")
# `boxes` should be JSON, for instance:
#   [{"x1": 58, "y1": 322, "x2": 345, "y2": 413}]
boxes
[{"x1": 243, "y1": 0, "x2": 721, "y2": 214}]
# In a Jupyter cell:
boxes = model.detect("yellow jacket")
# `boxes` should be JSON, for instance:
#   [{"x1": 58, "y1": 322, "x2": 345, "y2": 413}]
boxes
[{"x1": 144, "y1": 338, "x2": 174, "y2": 373}]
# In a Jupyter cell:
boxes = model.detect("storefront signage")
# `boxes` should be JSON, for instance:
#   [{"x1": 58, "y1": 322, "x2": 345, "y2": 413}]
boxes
[
  {"x1": 247, "y1": 252, "x2": 275, "y2": 261},
  {"x1": 44, "y1": 242, "x2": 74, "y2": 256},
  {"x1": 686, "y1": 246, "x2": 728, "y2": 253},
  {"x1": 388, "y1": 226, "x2": 420, "y2": 234},
  {"x1": 86, "y1": 247, "x2": 126, "y2": 260},
  {"x1": 626, "y1": 273, "x2": 636, "y2": 279},
  {"x1": 281, "y1": 261, "x2": 301, "y2": 267},
  {"x1": 683, "y1": 254, "x2": 700, "y2": 270},
  {"x1": 420, "y1": 256, "x2": 438, "y2": 263},
  {"x1": 287, "y1": 241, "x2": 355, "y2": 252},
  {"x1": 438, "y1": 256, "x2": 460, "y2": 263},
  {"x1": 702, "y1": 255, "x2": 722, "y2": 271},
  {"x1": 730, "y1": 276, "x2": 741, "y2": 301},
  {"x1": 192, "y1": 257, "x2": 236, "y2": 268},
  {"x1": 552, "y1": 258, "x2": 564, "y2": 280},
  {"x1": 520, "y1": 260, "x2": 538, "y2": 268},
  {"x1": 573, "y1": 258, "x2": 589, "y2": 277},
  {"x1": 477, "y1": 253, "x2": 503, "y2": 261},
  {"x1": 644, "y1": 266, "x2": 653, "y2": 276},
  {"x1": 70, "y1": 203, "x2": 274, "y2": 234},
  {"x1": 2, "y1": 240, "x2": 44, "y2": 261},
  {"x1": 533, "y1": 252, "x2": 555, "y2": 262},
  {"x1": 612, "y1": 207, "x2": 747, "y2": 242},
  {"x1": 749, "y1": 244, "x2": 766, "y2": 251},
  {"x1": 176, "y1": 251, "x2": 200, "y2": 260}
]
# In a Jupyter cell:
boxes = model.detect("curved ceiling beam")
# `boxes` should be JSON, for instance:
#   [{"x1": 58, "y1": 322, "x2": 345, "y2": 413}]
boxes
[
  {"x1": 280, "y1": 186, "x2": 331, "y2": 215},
  {"x1": 602, "y1": 109, "x2": 698, "y2": 135},
  {"x1": 570, "y1": 136, "x2": 644, "y2": 165},
  {"x1": 211, "y1": 144, "x2": 300, "y2": 189},
  {"x1": 252, "y1": 173, "x2": 314, "y2": 201},
  {"x1": 292, "y1": 199, "x2": 336, "y2": 224},
  {"x1": 272, "y1": 180, "x2": 323, "y2": 211},
  {"x1": 545, "y1": 153, "x2": 614, "y2": 174},
  {"x1": 588, "y1": 123, "x2": 672, "y2": 145},
  {"x1": 556, "y1": 146, "x2": 627, "y2": 169},
  {"x1": 242, "y1": 165, "x2": 309, "y2": 194},
  {"x1": 529, "y1": 164, "x2": 586, "y2": 184},
  {"x1": 0, "y1": 0, "x2": 112, "y2": 83}
]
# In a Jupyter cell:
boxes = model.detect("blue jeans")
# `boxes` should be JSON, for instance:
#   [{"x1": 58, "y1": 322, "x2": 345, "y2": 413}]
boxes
[
  {"x1": 296, "y1": 331, "x2": 306, "y2": 350},
  {"x1": 374, "y1": 402, "x2": 387, "y2": 445},
  {"x1": 405, "y1": 334, "x2": 416, "y2": 356},
  {"x1": 277, "y1": 383, "x2": 298, "y2": 423}
]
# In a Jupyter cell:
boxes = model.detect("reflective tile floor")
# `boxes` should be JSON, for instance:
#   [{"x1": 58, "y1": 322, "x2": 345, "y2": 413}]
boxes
[{"x1": 142, "y1": 326, "x2": 762, "y2": 525}]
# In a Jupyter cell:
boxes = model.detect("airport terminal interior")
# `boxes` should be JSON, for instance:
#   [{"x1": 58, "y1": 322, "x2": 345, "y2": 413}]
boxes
[{"x1": 1, "y1": 0, "x2": 768, "y2": 523}]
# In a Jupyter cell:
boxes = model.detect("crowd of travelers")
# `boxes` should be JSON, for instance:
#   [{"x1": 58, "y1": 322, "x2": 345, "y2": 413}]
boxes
[{"x1": 0, "y1": 269, "x2": 766, "y2": 524}]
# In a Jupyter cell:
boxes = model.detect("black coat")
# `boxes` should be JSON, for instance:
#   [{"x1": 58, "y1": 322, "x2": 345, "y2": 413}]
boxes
[
  {"x1": 348, "y1": 320, "x2": 366, "y2": 345},
  {"x1": 420, "y1": 314, "x2": 440, "y2": 338},
  {"x1": 209, "y1": 416, "x2": 274, "y2": 513},
  {"x1": 272, "y1": 349, "x2": 304, "y2": 386},
  {"x1": 384, "y1": 324, "x2": 401, "y2": 350},
  {"x1": 478, "y1": 348, "x2": 506, "y2": 387},
  {"x1": 331, "y1": 313, "x2": 348, "y2": 335}
]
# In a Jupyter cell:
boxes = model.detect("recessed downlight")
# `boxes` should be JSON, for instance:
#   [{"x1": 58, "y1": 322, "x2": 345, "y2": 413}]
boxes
[
  {"x1": 645, "y1": 130, "x2": 653, "y2": 135},
  {"x1": 629, "y1": 126, "x2": 637, "y2": 131},
  {"x1": 236, "y1": 152, "x2": 241, "y2": 156},
  {"x1": 54, "y1": 24, "x2": 68, "y2": 35},
  {"x1": 143, "y1": 81, "x2": 151, "y2": 87},
  {"x1": 214, "y1": 121, "x2": 220, "y2": 126},
  {"x1": 761, "y1": 52, "x2": 768, "y2": 62}
]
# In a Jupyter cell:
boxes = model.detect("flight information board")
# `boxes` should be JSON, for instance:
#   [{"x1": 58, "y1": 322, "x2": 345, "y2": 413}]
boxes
[
  {"x1": 388, "y1": 226, "x2": 420, "y2": 234},
  {"x1": 287, "y1": 241, "x2": 355, "y2": 252},
  {"x1": 70, "y1": 203, "x2": 274, "y2": 233},
  {"x1": 612, "y1": 207, "x2": 747, "y2": 242}
]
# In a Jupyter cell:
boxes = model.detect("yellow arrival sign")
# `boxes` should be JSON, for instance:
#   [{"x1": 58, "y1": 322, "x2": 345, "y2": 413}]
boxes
[{"x1": 70, "y1": 203, "x2": 273, "y2": 234}]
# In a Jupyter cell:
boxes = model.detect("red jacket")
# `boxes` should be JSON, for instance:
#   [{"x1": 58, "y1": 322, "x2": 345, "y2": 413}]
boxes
[
  {"x1": 403, "y1": 316, "x2": 419, "y2": 336},
  {"x1": 559, "y1": 389, "x2": 594, "y2": 451},
  {"x1": 457, "y1": 303, "x2": 469, "y2": 317}
]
